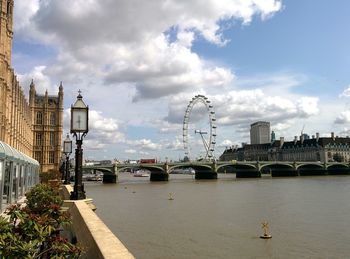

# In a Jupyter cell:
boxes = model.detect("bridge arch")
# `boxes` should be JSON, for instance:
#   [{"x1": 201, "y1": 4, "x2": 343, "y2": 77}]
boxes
[
  {"x1": 327, "y1": 164, "x2": 350, "y2": 175},
  {"x1": 218, "y1": 163, "x2": 260, "y2": 178},
  {"x1": 260, "y1": 165, "x2": 298, "y2": 177},
  {"x1": 217, "y1": 163, "x2": 256, "y2": 172},
  {"x1": 168, "y1": 164, "x2": 196, "y2": 174},
  {"x1": 91, "y1": 168, "x2": 114, "y2": 174},
  {"x1": 297, "y1": 163, "x2": 326, "y2": 176},
  {"x1": 260, "y1": 163, "x2": 297, "y2": 177}
]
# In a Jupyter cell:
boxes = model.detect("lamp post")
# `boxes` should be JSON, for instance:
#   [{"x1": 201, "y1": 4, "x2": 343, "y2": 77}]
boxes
[
  {"x1": 59, "y1": 158, "x2": 65, "y2": 181},
  {"x1": 70, "y1": 90, "x2": 89, "y2": 200},
  {"x1": 63, "y1": 134, "x2": 72, "y2": 184}
]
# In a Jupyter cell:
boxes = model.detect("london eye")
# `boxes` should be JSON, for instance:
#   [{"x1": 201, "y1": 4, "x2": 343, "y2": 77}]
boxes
[{"x1": 183, "y1": 95, "x2": 217, "y2": 161}]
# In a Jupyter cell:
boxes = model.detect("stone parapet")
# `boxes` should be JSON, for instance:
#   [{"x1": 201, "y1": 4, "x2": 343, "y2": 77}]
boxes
[{"x1": 61, "y1": 185, "x2": 134, "y2": 259}]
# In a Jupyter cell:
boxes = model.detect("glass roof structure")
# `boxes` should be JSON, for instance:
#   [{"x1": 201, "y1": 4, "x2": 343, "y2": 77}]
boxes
[{"x1": 0, "y1": 141, "x2": 39, "y2": 166}]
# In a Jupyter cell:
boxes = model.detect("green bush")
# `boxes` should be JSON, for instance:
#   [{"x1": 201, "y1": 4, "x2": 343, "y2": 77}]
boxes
[
  {"x1": 40, "y1": 170, "x2": 60, "y2": 184},
  {"x1": 26, "y1": 184, "x2": 62, "y2": 214},
  {"x1": 0, "y1": 184, "x2": 82, "y2": 258}
]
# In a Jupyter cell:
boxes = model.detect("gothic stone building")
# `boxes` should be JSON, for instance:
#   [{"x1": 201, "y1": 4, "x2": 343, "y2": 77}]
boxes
[{"x1": 0, "y1": 0, "x2": 63, "y2": 173}]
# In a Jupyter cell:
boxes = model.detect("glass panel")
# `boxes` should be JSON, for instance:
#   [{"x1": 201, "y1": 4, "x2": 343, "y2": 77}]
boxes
[
  {"x1": 19, "y1": 165, "x2": 24, "y2": 197},
  {"x1": 12, "y1": 164, "x2": 19, "y2": 202},
  {"x1": 27, "y1": 168, "x2": 32, "y2": 188},
  {"x1": 0, "y1": 161, "x2": 3, "y2": 212},
  {"x1": 23, "y1": 165, "x2": 27, "y2": 192},
  {"x1": 3, "y1": 162, "x2": 11, "y2": 207}
]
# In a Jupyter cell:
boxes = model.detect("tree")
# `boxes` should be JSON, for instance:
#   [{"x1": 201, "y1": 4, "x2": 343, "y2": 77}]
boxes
[{"x1": 333, "y1": 152, "x2": 344, "y2": 162}]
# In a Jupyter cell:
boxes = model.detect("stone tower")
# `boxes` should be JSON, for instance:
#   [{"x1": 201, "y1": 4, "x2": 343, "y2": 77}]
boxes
[
  {"x1": 0, "y1": 0, "x2": 14, "y2": 67},
  {"x1": 0, "y1": 0, "x2": 33, "y2": 155},
  {"x1": 29, "y1": 81, "x2": 64, "y2": 173}
]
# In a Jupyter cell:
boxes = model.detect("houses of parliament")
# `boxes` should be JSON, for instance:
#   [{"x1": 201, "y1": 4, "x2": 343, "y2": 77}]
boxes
[{"x1": 0, "y1": 0, "x2": 63, "y2": 173}]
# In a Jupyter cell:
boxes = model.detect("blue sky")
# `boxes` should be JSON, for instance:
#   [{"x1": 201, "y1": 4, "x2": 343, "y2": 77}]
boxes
[
  {"x1": 194, "y1": 0, "x2": 350, "y2": 93},
  {"x1": 12, "y1": 0, "x2": 350, "y2": 161}
]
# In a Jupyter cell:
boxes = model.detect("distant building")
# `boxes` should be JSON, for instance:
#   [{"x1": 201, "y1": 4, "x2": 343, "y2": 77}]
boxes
[
  {"x1": 30, "y1": 81, "x2": 63, "y2": 173},
  {"x1": 220, "y1": 132, "x2": 350, "y2": 163},
  {"x1": 250, "y1": 121, "x2": 270, "y2": 144}
]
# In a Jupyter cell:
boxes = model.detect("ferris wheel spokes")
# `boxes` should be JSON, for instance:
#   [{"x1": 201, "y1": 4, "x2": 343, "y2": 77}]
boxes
[
  {"x1": 183, "y1": 95, "x2": 217, "y2": 161},
  {"x1": 194, "y1": 130, "x2": 212, "y2": 159}
]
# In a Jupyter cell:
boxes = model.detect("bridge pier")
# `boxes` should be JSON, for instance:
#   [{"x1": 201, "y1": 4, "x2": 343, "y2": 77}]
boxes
[
  {"x1": 195, "y1": 171, "x2": 217, "y2": 180},
  {"x1": 103, "y1": 174, "x2": 117, "y2": 183},
  {"x1": 236, "y1": 169, "x2": 261, "y2": 178},
  {"x1": 150, "y1": 172, "x2": 169, "y2": 181}
]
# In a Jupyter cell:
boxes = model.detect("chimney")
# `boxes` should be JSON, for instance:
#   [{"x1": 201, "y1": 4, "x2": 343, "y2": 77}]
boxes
[
  {"x1": 280, "y1": 137, "x2": 284, "y2": 147},
  {"x1": 312, "y1": 135, "x2": 315, "y2": 139},
  {"x1": 316, "y1": 132, "x2": 319, "y2": 141},
  {"x1": 301, "y1": 134, "x2": 305, "y2": 144},
  {"x1": 294, "y1": 136, "x2": 298, "y2": 144},
  {"x1": 331, "y1": 132, "x2": 335, "y2": 140}
]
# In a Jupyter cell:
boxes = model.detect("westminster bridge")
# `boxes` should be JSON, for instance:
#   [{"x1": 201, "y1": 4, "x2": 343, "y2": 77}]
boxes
[{"x1": 82, "y1": 160, "x2": 350, "y2": 183}]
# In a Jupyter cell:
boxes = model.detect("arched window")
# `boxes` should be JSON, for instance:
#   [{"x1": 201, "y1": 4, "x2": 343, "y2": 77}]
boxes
[
  {"x1": 50, "y1": 113, "x2": 56, "y2": 125},
  {"x1": 34, "y1": 152, "x2": 41, "y2": 164},
  {"x1": 7, "y1": 0, "x2": 13, "y2": 17},
  {"x1": 35, "y1": 133, "x2": 42, "y2": 146},
  {"x1": 49, "y1": 132, "x2": 55, "y2": 146},
  {"x1": 36, "y1": 112, "x2": 42, "y2": 125},
  {"x1": 49, "y1": 152, "x2": 55, "y2": 164}
]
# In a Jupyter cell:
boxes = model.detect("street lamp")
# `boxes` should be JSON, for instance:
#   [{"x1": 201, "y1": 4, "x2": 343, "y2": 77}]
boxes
[
  {"x1": 59, "y1": 157, "x2": 65, "y2": 181},
  {"x1": 70, "y1": 90, "x2": 89, "y2": 200},
  {"x1": 63, "y1": 134, "x2": 72, "y2": 184}
]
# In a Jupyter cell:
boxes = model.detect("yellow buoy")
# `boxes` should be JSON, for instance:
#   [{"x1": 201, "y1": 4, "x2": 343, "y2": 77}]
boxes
[
  {"x1": 260, "y1": 221, "x2": 272, "y2": 239},
  {"x1": 168, "y1": 192, "x2": 174, "y2": 200}
]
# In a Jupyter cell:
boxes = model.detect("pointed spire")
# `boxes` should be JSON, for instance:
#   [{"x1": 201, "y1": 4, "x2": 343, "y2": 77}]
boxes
[
  {"x1": 30, "y1": 79, "x2": 35, "y2": 89},
  {"x1": 59, "y1": 81, "x2": 63, "y2": 90}
]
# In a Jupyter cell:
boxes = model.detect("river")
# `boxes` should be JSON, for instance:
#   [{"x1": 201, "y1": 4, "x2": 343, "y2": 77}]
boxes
[{"x1": 85, "y1": 173, "x2": 350, "y2": 258}]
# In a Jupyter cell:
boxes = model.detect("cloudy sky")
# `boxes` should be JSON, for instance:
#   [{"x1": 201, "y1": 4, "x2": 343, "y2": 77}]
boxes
[{"x1": 12, "y1": 0, "x2": 350, "y2": 161}]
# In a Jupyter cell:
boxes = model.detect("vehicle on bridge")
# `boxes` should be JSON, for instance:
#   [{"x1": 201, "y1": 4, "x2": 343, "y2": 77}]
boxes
[{"x1": 139, "y1": 159, "x2": 157, "y2": 164}]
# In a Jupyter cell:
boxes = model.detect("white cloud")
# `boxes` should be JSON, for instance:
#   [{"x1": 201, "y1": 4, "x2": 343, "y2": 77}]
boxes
[
  {"x1": 335, "y1": 110, "x2": 350, "y2": 124},
  {"x1": 89, "y1": 110, "x2": 120, "y2": 132},
  {"x1": 165, "y1": 88, "x2": 319, "y2": 127},
  {"x1": 14, "y1": 0, "x2": 281, "y2": 101},
  {"x1": 17, "y1": 66, "x2": 54, "y2": 94},
  {"x1": 161, "y1": 137, "x2": 184, "y2": 150},
  {"x1": 340, "y1": 85, "x2": 350, "y2": 98},
  {"x1": 125, "y1": 149, "x2": 137, "y2": 154},
  {"x1": 13, "y1": 0, "x2": 39, "y2": 37},
  {"x1": 218, "y1": 139, "x2": 235, "y2": 148},
  {"x1": 127, "y1": 139, "x2": 162, "y2": 151},
  {"x1": 16, "y1": 1, "x2": 336, "y2": 160},
  {"x1": 63, "y1": 109, "x2": 125, "y2": 151}
]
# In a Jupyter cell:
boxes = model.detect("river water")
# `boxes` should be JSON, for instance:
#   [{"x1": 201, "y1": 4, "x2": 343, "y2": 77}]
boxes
[{"x1": 85, "y1": 173, "x2": 350, "y2": 259}]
